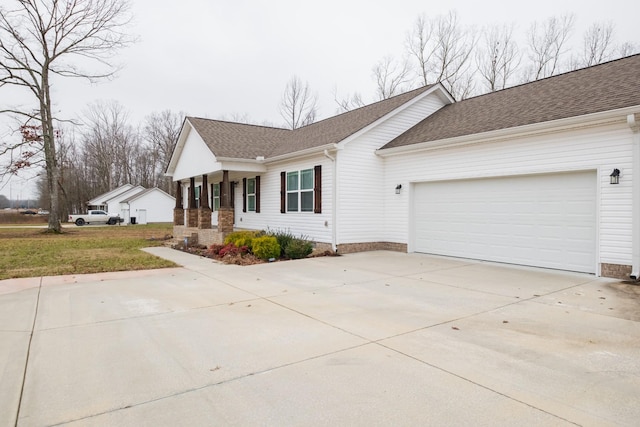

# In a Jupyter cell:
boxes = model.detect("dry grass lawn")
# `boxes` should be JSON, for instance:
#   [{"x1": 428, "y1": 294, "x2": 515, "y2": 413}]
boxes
[{"x1": 0, "y1": 223, "x2": 178, "y2": 280}]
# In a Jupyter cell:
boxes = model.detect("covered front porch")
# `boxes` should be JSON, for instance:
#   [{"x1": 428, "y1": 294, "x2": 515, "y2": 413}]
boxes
[{"x1": 172, "y1": 170, "x2": 238, "y2": 246}]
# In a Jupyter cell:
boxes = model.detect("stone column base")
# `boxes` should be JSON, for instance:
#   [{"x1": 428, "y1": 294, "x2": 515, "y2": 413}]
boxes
[
  {"x1": 187, "y1": 208, "x2": 198, "y2": 228},
  {"x1": 218, "y1": 207, "x2": 234, "y2": 233},
  {"x1": 173, "y1": 208, "x2": 184, "y2": 226},
  {"x1": 198, "y1": 208, "x2": 212, "y2": 229}
]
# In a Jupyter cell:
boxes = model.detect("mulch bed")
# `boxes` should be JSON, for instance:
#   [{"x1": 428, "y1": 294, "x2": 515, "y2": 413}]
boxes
[{"x1": 173, "y1": 244, "x2": 338, "y2": 266}]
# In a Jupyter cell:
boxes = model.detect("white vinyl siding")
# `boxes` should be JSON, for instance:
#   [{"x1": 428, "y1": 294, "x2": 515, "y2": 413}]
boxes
[
  {"x1": 336, "y1": 93, "x2": 447, "y2": 244},
  {"x1": 232, "y1": 158, "x2": 332, "y2": 243},
  {"x1": 126, "y1": 189, "x2": 175, "y2": 223},
  {"x1": 383, "y1": 123, "x2": 634, "y2": 269},
  {"x1": 172, "y1": 128, "x2": 218, "y2": 181}
]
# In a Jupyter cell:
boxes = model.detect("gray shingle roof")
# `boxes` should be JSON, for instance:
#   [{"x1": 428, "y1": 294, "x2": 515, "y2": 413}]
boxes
[
  {"x1": 187, "y1": 85, "x2": 435, "y2": 160},
  {"x1": 381, "y1": 55, "x2": 640, "y2": 150}
]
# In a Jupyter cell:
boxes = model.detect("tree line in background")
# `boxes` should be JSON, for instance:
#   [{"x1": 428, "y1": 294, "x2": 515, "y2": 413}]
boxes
[
  {"x1": 369, "y1": 11, "x2": 636, "y2": 103},
  {"x1": 38, "y1": 105, "x2": 183, "y2": 216},
  {"x1": 294, "y1": 11, "x2": 638, "y2": 121}
]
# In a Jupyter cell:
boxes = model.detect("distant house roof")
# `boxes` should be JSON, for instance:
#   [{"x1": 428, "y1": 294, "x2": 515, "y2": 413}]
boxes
[
  {"x1": 104, "y1": 185, "x2": 145, "y2": 203},
  {"x1": 120, "y1": 187, "x2": 174, "y2": 204},
  {"x1": 87, "y1": 184, "x2": 134, "y2": 205},
  {"x1": 186, "y1": 84, "x2": 438, "y2": 160},
  {"x1": 382, "y1": 54, "x2": 640, "y2": 150}
]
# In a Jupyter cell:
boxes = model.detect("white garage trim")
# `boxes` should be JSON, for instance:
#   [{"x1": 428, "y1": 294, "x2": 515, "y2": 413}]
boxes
[{"x1": 411, "y1": 171, "x2": 597, "y2": 273}]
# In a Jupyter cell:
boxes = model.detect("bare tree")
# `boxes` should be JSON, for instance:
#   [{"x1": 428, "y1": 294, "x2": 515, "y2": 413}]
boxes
[
  {"x1": 524, "y1": 14, "x2": 575, "y2": 81},
  {"x1": 81, "y1": 100, "x2": 137, "y2": 193},
  {"x1": 618, "y1": 42, "x2": 639, "y2": 58},
  {"x1": 0, "y1": 0, "x2": 133, "y2": 232},
  {"x1": 218, "y1": 112, "x2": 252, "y2": 124},
  {"x1": 372, "y1": 55, "x2": 412, "y2": 100},
  {"x1": 279, "y1": 76, "x2": 318, "y2": 129},
  {"x1": 405, "y1": 11, "x2": 477, "y2": 99},
  {"x1": 143, "y1": 110, "x2": 183, "y2": 194},
  {"x1": 571, "y1": 22, "x2": 615, "y2": 69},
  {"x1": 333, "y1": 86, "x2": 366, "y2": 113},
  {"x1": 406, "y1": 14, "x2": 436, "y2": 87},
  {"x1": 476, "y1": 24, "x2": 520, "y2": 92}
]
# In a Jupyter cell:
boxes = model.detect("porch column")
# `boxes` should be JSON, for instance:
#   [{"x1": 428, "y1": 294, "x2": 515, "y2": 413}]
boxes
[
  {"x1": 218, "y1": 170, "x2": 234, "y2": 233},
  {"x1": 173, "y1": 181, "x2": 184, "y2": 225},
  {"x1": 187, "y1": 177, "x2": 198, "y2": 227},
  {"x1": 198, "y1": 174, "x2": 211, "y2": 229}
]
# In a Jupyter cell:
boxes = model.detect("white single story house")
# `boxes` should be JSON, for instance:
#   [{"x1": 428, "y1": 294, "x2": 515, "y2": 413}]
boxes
[
  {"x1": 166, "y1": 55, "x2": 640, "y2": 279},
  {"x1": 87, "y1": 184, "x2": 135, "y2": 211},
  {"x1": 85, "y1": 185, "x2": 175, "y2": 223},
  {"x1": 102, "y1": 185, "x2": 145, "y2": 218},
  {"x1": 119, "y1": 188, "x2": 175, "y2": 224}
]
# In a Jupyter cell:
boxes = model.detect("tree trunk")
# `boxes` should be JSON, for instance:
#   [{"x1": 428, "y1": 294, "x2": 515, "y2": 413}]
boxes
[{"x1": 41, "y1": 68, "x2": 61, "y2": 233}]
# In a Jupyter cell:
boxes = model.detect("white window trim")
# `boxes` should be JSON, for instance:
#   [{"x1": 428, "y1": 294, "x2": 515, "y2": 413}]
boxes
[
  {"x1": 286, "y1": 169, "x2": 314, "y2": 213},
  {"x1": 247, "y1": 178, "x2": 256, "y2": 212},
  {"x1": 212, "y1": 183, "x2": 220, "y2": 211}
]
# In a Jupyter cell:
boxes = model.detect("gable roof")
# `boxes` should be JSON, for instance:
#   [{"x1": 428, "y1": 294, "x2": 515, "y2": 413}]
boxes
[
  {"x1": 120, "y1": 187, "x2": 174, "y2": 204},
  {"x1": 104, "y1": 185, "x2": 145, "y2": 203},
  {"x1": 382, "y1": 54, "x2": 640, "y2": 150},
  {"x1": 187, "y1": 84, "x2": 438, "y2": 161},
  {"x1": 87, "y1": 184, "x2": 134, "y2": 205}
]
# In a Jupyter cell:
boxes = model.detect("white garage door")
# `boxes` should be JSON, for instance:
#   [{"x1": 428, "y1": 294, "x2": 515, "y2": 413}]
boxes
[{"x1": 413, "y1": 171, "x2": 597, "y2": 273}]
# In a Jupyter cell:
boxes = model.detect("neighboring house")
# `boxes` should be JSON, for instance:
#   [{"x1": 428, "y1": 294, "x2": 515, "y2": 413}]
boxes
[
  {"x1": 119, "y1": 188, "x2": 175, "y2": 224},
  {"x1": 166, "y1": 55, "x2": 640, "y2": 279},
  {"x1": 102, "y1": 185, "x2": 145, "y2": 218},
  {"x1": 86, "y1": 184, "x2": 135, "y2": 211}
]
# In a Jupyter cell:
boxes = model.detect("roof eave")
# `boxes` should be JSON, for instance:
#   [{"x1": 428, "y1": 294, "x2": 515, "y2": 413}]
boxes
[
  {"x1": 263, "y1": 143, "x2": 340, "y2": 164},
  {"x1": 376, "y1": 105, "x2": 640, "y2": 157},
  {"x1": 165, "y1": 117, "x2": 194, "y2": 176}
]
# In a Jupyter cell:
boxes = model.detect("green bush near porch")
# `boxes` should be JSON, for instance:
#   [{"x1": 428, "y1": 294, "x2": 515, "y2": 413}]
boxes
[
  {"x1": 223, "y1": 230, "x2": 264, "y2": 251},
  {"x1": 251, "y1": 235, "x2": 281, "y2": 260}
]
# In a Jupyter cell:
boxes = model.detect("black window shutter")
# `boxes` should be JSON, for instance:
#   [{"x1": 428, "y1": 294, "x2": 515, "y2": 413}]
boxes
[
  {"x1": 280, "y1": 171, "x2": 286, "y2": 213},
  {"x1": 242, "y1": 178, "x2": 247, "y2": 213},
  {"x1": 255, "y1": 176, "x2": 261, "y2": 213},
  {"x1": 314, "y1": 165, "x2": 322, "y2": 214}
]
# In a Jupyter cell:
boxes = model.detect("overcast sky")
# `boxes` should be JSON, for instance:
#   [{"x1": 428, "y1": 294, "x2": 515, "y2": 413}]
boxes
[{"x1": 1, "y1": 0, "x2": 639, "y2": 199}]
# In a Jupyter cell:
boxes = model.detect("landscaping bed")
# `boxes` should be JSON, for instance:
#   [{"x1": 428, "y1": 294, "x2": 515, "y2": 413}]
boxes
[{"x1": 173, "y1": 230, "x2": 338, "y2": 265}]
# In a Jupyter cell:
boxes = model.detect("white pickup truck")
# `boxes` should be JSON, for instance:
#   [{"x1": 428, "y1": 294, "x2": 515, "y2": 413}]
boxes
[{"x1": 68, "y1": 210, "x2": 121, "y2": 226}]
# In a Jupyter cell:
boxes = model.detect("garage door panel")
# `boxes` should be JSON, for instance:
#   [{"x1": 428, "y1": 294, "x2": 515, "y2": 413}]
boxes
[{"x1": 413, "y1": 171, "x2": 597, "y2": 273}]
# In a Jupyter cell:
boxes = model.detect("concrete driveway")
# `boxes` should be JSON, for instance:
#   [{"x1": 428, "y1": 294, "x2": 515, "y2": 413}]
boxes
[{"x1": 1, "y1": 249, "x2": 639, "y2": 426}]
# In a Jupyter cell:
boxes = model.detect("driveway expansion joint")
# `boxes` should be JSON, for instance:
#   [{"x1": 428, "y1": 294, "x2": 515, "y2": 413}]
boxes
[{"x1": 14, "y1": 277, "x2": 42, "y2": 427}]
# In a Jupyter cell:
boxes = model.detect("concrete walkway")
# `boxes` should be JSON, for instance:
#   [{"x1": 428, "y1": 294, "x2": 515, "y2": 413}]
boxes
[{"x1": 1, "y1": 249, "x2": 639, "y2": 426}]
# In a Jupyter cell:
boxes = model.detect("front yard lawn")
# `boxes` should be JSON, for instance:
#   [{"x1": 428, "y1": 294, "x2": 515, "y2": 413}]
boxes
[{"x1": 0, "y1": 224, "x2": 177, "y2": 280}]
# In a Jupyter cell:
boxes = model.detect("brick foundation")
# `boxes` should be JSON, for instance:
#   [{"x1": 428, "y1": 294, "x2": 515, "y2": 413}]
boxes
[
  {"x1": 173, "y1": 208, "x2": 184, "y2": 226},
  {"x1": 198, "y1": 208, "x2": 212, "y2": 229},
  {"x1": 173, "y1": 226, "x2": 225, "y2": 247},
  {"x1": 186, "y1": 208, "x2": 198, "y2": 228},
  {"x1": 218, "y1": 207, "x2": 234, "y2": 233},
  {"x1": 600, "y1": 263, "x2": 633, "y2": 280},
  {"x1": 336, "y1": 242, "x2": 408, "y2": 254}
]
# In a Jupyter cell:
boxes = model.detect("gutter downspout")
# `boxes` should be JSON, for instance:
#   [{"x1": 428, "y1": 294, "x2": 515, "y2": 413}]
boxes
[
  {"x1": 628, "y1": 113, "x2": 640, "y2": 280},
  {"x1": 323, "y1": 149, "x2": 338, "y2": 252}
]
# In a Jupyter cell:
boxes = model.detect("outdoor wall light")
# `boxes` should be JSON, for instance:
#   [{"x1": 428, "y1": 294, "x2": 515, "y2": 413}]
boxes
[
  {"x1": 395, "y1": 184, "x2": 402, "y2": 194},
  {"x1": 610, "y1": 168, "x2": 620, "y2": 184}
]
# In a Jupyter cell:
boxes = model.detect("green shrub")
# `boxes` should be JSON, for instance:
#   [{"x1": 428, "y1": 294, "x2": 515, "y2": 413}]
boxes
[
  {"x1": 267, "y1": 228, "x2": 299, "y2": 254},
  {"x1": 223, "y1": 230, "x2": 263, "y2": 250},
  {"x1": 251, "y1": 235, "x2": 281, "y2": 260},
  {"x1": 284, "y1": 238, "x2": 313, "y2": 259}
]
